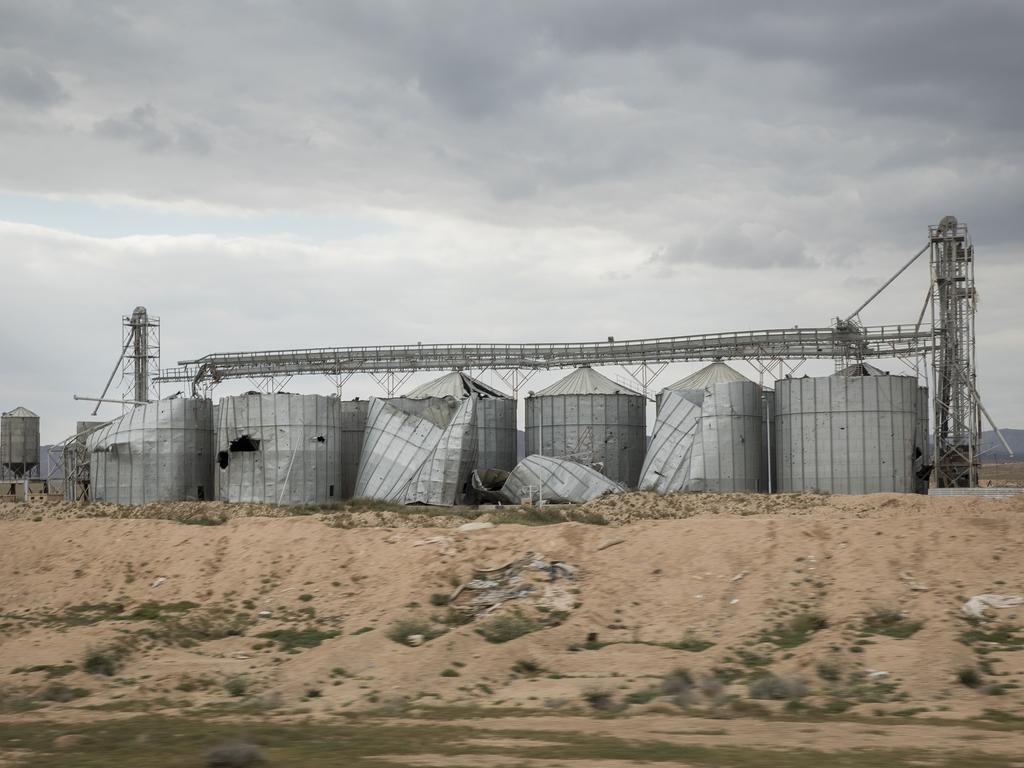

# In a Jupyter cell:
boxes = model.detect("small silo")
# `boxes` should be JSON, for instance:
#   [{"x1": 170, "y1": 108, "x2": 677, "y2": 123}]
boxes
[
  {"x1": 525, "y1": 367, "x2": 646, "y2": 487},
  {"x1": 216, "y1": 393, "x2": 342, "y2": 505},
  {"x1": 403, "y1": 372, "x2": 517, "y2": 471},
  {"x1": 339, "y1": 398, "x2": 370, "y2": 499},
  {"x1": 87, "y1": 399, "x2": 214, "y2": 504},
  {"x1": 1, "y1": 407, "x2": 40, "y2": 478},
  {"x1": 775, "y1": 370, "x2": 921, "y2": 494}
]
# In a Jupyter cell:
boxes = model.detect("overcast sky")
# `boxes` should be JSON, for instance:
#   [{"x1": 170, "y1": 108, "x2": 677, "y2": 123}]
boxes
[{"x1": 0, "y1": 0, "x2": 1021, "y2": 443}]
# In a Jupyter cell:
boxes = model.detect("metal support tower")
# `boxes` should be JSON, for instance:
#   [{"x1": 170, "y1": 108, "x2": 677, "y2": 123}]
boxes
[
  {"x1": 929, "y1": 216, "x2": 979, "y2": 488},
  {"x1": 123, "y1": 307, "x2": 160, "y2": 404}
]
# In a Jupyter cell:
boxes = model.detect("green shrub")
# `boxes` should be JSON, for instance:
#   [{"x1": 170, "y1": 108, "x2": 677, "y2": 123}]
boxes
[
  {"x1": 512, "y1": 659, "x2": 543, "y2": 675},
  {"x1": 816, "y1": 661, "x2": 841, "y2": 682},
  {"x1": 760, "y1": 612, "x2": 828, "y2": 648},
  {"x1": 748, "y1": 673, "x2": 806, "y2": 700},
  {"x1": 386, "y1": 618, "x2": 446, "y2": 646},
  {"x1": 82, "y1": 647, "x2": 122, "y2": 677},
  {"x1": 582, "y1": 688, "x2": 615, "y2": 711},
  {"x1": 256, "y1": 627, "x2": 339, "y2": 651},
  {"x1": 957, "y1": 667, "x2": 982, "y2": 689},
  {"x1": 862, "y1": 609, "x2": 923, "y2": 639},
  {"x1": 40, "y1": 683, "x2": 90, "y2": 702},
  {"x1": 429, "y1": 593, "x2": 450, "y2": 607},
  {"x1": 475, "y1": 611, "x2": 540, "y2": 644},
  {"x1": 224, "y1": 676, "x2": 248, "y2": 697}
]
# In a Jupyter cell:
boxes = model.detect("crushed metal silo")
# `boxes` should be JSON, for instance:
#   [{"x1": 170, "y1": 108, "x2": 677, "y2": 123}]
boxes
[
  {"x1": 353, "y1": 396, "x2": 477, "y2": 505},
  {"x1": 1, "y1": 406, "x2": 40, "y2": 478},
  {"x1": 657, "y1": 361, "x2": 753, "y2": 412},
  {"x1": 640, "y1": 379, "x2": 765, "y2": 493},
  {"x1": 404, "y1": 371, "x2": 517, "y2": 471},
  {"x1": 87, "y1": 399, "x2": 214, "y2": 504},
  {"x1": 525, "y1": 367, "x2": 646, "y2": 487},
  {"x1": 500, "y1": 454, "x2": 624, "y2": 504},
  {"x1": 775, "y1": 372, "x2": 921, "y2": 494},
  {"x1": 215, "y1": 393, "x2": 342, "y2": 505},
  {"x1": 340, "y1": 398, "x2": 370, "y2": 499}
]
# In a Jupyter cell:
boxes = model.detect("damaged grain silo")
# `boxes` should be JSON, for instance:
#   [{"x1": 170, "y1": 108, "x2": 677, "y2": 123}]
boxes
[
  {"x1": 87, "y1": 398, "x2": 214, "y2": 504},
  {"x1": 215, "y1": 393, "x2": 341, "y2": 504},
  {"x1": 775, "y1": 367, "x2": 924, "y2": 494},
  {"x1": 352, "y1": 395, "x2": 477, "y2": 505},
  {"x1": 339, "y1": 398, "x2": 370, "y2": 499},
  {"x1": 404, "y1": 371, "x2": 517, "y2": 471},
  {"x1": 640, "y1": 362, "x2": 767, "y2": 493},
  {"x1": 525, "y1": 366, "x2": 646, "y2": 487}
]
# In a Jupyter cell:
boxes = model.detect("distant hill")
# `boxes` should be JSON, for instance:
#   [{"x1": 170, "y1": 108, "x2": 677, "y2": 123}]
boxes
[{"x1": 981, "y1": 429, "x2": 1024, "y2": 462}]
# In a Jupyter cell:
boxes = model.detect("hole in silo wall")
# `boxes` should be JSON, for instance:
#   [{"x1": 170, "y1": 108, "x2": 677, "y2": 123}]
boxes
[
  {"x1": 217, "y1": 451, "x2": 229, "y2": 469},
  {"x1": 229, "y1": 435, "x2": 260, "y2": 452}
]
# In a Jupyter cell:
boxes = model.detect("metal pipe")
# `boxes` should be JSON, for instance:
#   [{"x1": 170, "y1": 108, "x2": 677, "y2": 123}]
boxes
[
  {"x1": 845, "y1": 243, "x2": 930, "y2": 323},
  {"x1": 92, "y1": 334, "x2": 134, "y2": 415},
  {"x1": 74, "y1": 395, "x2": 149, "y2": 406}
]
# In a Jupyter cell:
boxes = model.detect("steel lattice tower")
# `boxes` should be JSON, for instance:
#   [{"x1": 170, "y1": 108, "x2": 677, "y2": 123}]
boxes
[{"x1": 930, "y1": 216, "x2": 979, "y2": 487}]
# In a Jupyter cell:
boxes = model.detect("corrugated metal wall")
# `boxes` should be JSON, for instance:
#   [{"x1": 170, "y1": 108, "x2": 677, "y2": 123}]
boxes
[
  {"x1": 340, "y1": 399, "x2": 369, "y2": 499},
  {"x1": 215, "y1": 393, "x2": 342, "y2": 505},
  {"x1": 775, "y1": 375, "x2": 920, "y2": 494},
  {"x1": 1, "y1": 410, "x2": 40, "y2": 477},
  {"x1": 524, "y1": 393, "x2": 647, "y2": 487},
  {"x1": 88, "y1": 399, "x2": 214, "y2": 504},
  {"x1": 477, "y1": 397, "x2": 517, "y2": 471}
]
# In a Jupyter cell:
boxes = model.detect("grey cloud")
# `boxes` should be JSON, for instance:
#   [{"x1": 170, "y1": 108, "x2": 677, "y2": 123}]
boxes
[
  {"x1": 653, "y1": 227, "x2": 816, "y2": 270},
  {"x1": 0, "y1": 58, "x2": 65, "y2": 108},
  {"x1": 94, "y1": 104, "x2": 211, "y2": 154}
]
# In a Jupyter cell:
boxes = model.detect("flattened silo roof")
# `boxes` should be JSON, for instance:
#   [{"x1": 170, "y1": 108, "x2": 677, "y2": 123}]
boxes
[
  {"x1": 664, "y1": 362, "x2": 751, "y2": 391},
  {"x1": 2, "y1": 406, "x2": 38, "y2": 418},
  {"x1": 535, "y1": 367, "x2": 641, "y2": 397},
  {"x1": 404, "y1": 371, "x2": 509, "y2": 400}
]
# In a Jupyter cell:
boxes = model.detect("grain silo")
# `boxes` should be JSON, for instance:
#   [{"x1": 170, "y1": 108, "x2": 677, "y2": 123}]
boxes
[
  {"x1": 339, "y1": 398, "x2": 370, "y2": 499},
  {"x1": 525, "y1": 367, "x2": 646, "y2": 487},
  {"x1": 215, "y1": 393, "x2": 342, "y2": 505},
  {"x1": 640, "y1": 378, "x2": 766, "y2": 493},
  {"x1": 404, "y1": 371, "x2": 517, "y2": 471},
  {"x1": 775, "y1": 371, "x2": 921, "y2": 494},
  {"x1": 1, "y1": 407, "x2": 40, "y2": 478},
  {"x1": 87, "y1": 399, "x2": 214, "y2": 504},
  {"x1": 353, "y1": 396, "x2": 477, "y2": 506},
  {"x1": 657, "y1": 361, "x2": 752, "y2": 412}
]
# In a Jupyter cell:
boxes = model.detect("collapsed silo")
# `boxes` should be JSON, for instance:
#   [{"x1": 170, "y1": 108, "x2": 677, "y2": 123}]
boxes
[
  {"x1": 404, "y1": 372, "x2": 517, "y2": 471},
  {"x1": 640, "y1": 373, "x2": 766, "y2": 493},
  {"x1": 353, "y1": 396, "x2": 477, "y2": 505},
  {"x1": 775, "y1": 372, "x2": 921, "y2": 494},
  {"x1": 657, "y1": 361, "x2": 753, "y2": 412},
  {"x1": 87, "y1": 399, "x2": 214, "y2": 504},
  {"x1": 525, "y1": 367, "x2": 646, "y2": 487},
  {"x1": 216, "y1": 393, "x2": 341, "y2": 505},
  {"x1": 340, "y1": 398, "x2": 370, "y2": 499}
]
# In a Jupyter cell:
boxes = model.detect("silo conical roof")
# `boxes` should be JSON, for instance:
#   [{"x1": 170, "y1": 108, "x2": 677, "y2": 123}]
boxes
[
  {"x1": 834, "y1": 362, "x2": 889, "y2": 377},
  {"x1": 2, "y1": 406, "x2": 38, "y2": 418},
  {"x1": 404, "y1": 371, "x2": 509, "y2": 400},
  {"x1": 663, "y1": 362, "x2": 751, "y2": 392},
  {"x1": 534, "y1": 367, "x2": 641, "y2": 397}
]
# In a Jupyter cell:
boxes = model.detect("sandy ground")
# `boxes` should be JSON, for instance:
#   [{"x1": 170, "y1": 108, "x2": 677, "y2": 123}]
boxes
[{"x1": 2, "y1": 491, "x2": 1024, "y2": 761}]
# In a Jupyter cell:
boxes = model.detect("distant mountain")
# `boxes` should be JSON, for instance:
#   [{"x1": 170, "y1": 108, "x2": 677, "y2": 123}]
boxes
[{"x1": 981, "y1": 429, "x2": 1024, "y2": 462}]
